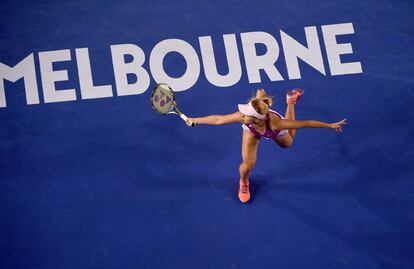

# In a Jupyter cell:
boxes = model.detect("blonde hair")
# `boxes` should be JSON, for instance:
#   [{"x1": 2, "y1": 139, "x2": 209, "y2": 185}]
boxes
[{"x1": 250, "y1": 88, "x2": 273, "y2": 116}]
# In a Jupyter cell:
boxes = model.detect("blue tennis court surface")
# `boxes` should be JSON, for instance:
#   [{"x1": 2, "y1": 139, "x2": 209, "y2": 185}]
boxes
[{"x1": 1, "y1": 0, "x2": 413, "y2": 268}]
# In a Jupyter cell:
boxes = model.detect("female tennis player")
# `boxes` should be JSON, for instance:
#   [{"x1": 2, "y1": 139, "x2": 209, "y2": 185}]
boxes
[{"x1": 185, "y1": 89, "x2": 347, "y2": 203}]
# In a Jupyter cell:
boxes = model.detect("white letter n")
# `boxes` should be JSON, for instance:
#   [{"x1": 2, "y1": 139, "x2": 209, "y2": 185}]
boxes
[{"x1": 281, "y1": 26, "x2": 326, "y2": 79}]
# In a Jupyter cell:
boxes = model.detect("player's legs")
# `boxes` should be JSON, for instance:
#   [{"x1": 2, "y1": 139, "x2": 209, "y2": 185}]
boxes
[
  {"x1": 274, "y1": 103, "x2": 295, "y2": 148},
  {"x1": 274, "y1": 89, "x2": 303, "y2": 148},
  {"x1": 239, "y1": 130, "x2": 260, "y2": 203},
  {"x1": 284, "y1": 102, "x2": 296, "y2": 138},
  {"x1": 240, "y1": 131, "x2": 260, "y2": 182}
]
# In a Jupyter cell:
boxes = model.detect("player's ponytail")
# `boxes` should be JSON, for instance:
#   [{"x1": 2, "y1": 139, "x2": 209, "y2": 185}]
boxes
[
  {"x1": 255, "y1": 88, "x2": 273, "y2": 107},
  {"x1": 250, "y1": 88, "x2": 273, "y2": 116}
]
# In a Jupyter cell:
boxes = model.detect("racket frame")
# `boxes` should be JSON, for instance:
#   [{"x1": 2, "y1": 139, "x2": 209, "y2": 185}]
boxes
[{"x1": 150, "y1": 83, "x2": 192, "y2": 125}]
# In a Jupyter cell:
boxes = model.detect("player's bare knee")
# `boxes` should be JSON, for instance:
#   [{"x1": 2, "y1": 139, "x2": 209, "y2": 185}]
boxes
[
  {"x1": 280, "y1": 141, "x2": 293, "y2": 149},
  {"x1": 243, "y1": 161, "x2": 255, "y2": 171}
]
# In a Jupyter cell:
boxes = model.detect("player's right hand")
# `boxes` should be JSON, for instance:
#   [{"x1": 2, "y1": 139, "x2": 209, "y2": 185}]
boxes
[{"x1": 186, "y1": 118, "x2": 197, "y2": 127}]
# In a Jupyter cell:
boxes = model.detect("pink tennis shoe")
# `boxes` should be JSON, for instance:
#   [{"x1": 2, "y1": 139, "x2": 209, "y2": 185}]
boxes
[
  {"x1": 238, "y1": 180, "x2": 250, "y2": 203},
  {"x1": 286, "y1": 88, "x2": 304, "y2": 105}
]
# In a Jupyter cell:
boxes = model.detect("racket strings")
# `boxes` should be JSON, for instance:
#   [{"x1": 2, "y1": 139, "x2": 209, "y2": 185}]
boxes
[{"x1": 151, "y1": 87, "x2": 175, "y2": 114}]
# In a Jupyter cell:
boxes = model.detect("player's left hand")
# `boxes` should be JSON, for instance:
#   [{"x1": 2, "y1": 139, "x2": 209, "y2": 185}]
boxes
[{"x1": 330, "y1": 119, "x2": 347, "y2": 132}]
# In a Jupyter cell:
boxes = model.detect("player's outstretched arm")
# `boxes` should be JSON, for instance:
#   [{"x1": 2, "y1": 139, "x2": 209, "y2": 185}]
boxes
[
  {"x1": 186, "y1": 112, "x2": 243, "y2": 126},
  {"x1": 274, "y1": 118, "x2": 347, "y2": 132}
]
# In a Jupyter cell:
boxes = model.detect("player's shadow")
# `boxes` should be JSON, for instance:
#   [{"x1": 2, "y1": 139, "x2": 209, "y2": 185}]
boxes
[
  {"x1": 244, "y1": 178, "x2": 270, "y2": 204},
  {"x1": 260, "y1": 192, "x2": 414, "y2": 268},
  {"x1": 245, "y1": 137, "x2": 414, "y2": 267}
]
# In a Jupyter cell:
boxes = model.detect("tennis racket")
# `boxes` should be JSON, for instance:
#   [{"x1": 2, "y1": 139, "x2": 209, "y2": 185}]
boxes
[{"x1": 150, "y1": 83, "x2": 195, "y2": 126}]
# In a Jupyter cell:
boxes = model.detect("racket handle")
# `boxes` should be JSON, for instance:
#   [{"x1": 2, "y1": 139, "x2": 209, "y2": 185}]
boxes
[
  {"x1": 180, "y1": 113, "x2": 195, "y2": 127},
  {"x1": 180, "y1": 113, "x2": 188, "y2": 122}
]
